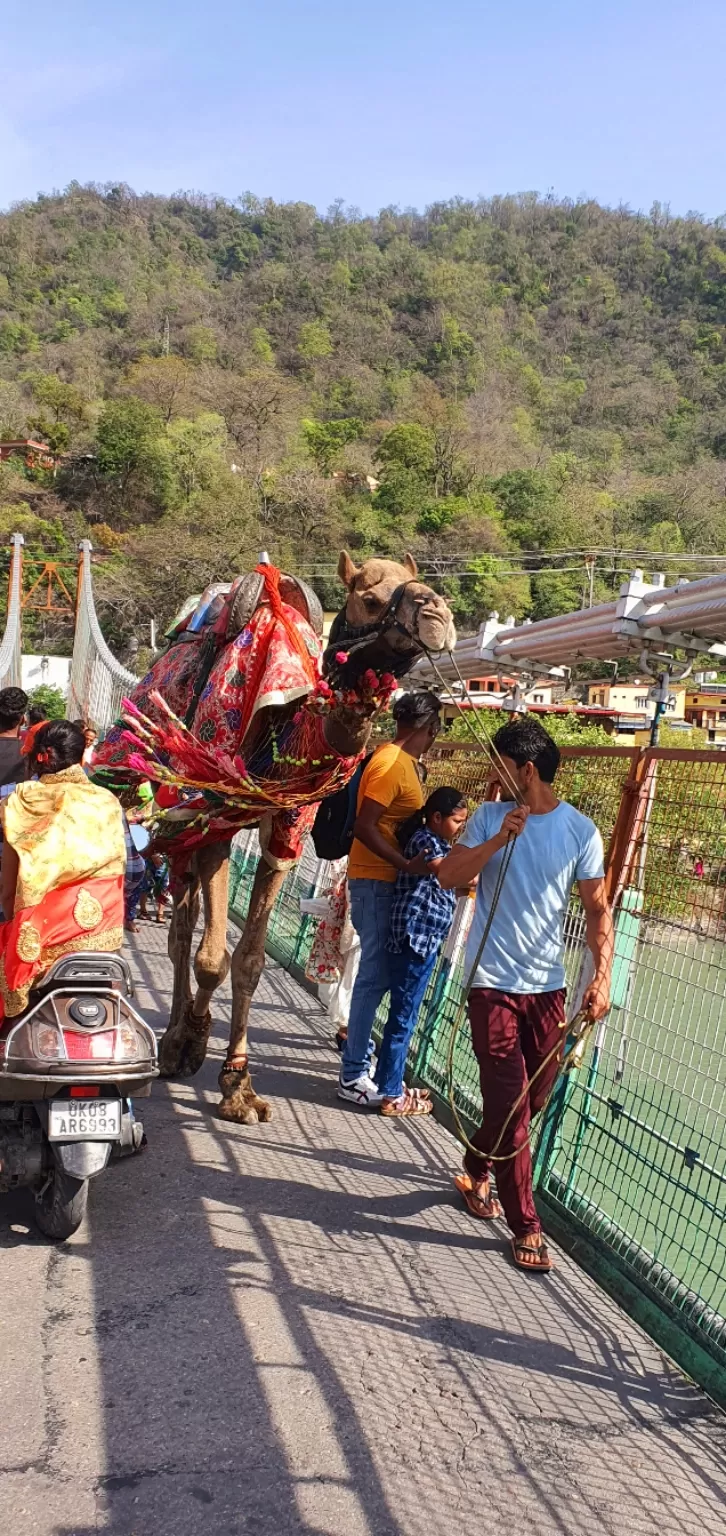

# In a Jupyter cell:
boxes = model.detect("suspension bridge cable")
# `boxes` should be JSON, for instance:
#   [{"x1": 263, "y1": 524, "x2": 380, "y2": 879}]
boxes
[
  {"x1": 67, "y1": 540, "x2": 137, "y2": 730},
  {"x1": 0, "y1": 534, "x2": 24, "y2": 692}
]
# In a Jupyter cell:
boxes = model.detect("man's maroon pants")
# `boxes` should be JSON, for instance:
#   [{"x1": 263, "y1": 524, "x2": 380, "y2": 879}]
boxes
[{"x1": 464, "y1": 987, "x2": 566, "y2": 1237}]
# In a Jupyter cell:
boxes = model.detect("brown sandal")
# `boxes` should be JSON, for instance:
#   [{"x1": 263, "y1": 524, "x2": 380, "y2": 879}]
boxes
[
  {"x1": 454, "y1": 1170, "x2": 503, "y2": 1220},
  {"x1": 511, "y1": 1236, "x2": 553, "y2": 1273},
  {"x1": 380, "y1": 1088, "x2": 433, "y2": 1117}
]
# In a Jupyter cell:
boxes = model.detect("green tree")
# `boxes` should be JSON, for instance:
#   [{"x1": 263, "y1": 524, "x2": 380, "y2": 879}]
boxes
[
  {"x1": 27, "y1": 417, "x2": 70, "y2": 453},
  {"x1": 298, "y1": 321, "x2": 333, "y2": 360},
  {"x1": 96, "y1": 398, "x2": 162, "y2": 476},
  {"x1": 0, "y1": 501, "x2": 71, "y2": 556},
  {"x1": 217, "y1": 228, "x2": 260, "y2": 274},
  {"x1": 377, "y1": 424, "x2": 436, "y2": 474},
  {"x1": 184, "y1": 325, "x2": 218, "y2": 363},
  {"x1": 24, "y1": 372, "x2": 89, "y2": 428},
  {"x1": 163, "y1": 413, "x2": 228, "y2": 505},
  {"x1": 372, "y1": 424, "x2": 437, "y2": 527},
  {"x1": 251, "y1": 326, "x2": 274, "y2": 363},
  {"x1": 99, "y1": 286, "x2": 129, "y2": 322},
  {"x1": 95, "y1": 399, "x2": 171, "y2": 524},
  {"x1": 489, "y1": 469, "x2": 554, "y2": 542},
  {"x1": 446, "y1": 709, "x2": 611, "y2": 746},
  {"x1": 0, "y1": 321, "x2": 39, "y2": 356},
  {"x1": 124, "y1": 476, "x2": 258, "y2": 629},
  {"x1": 28, "y1": 684, "x2": 67, "y2": 719},
  {"x1": 440, "y1": 557, "x2": 531, "y2": 630},
  {"x1": 122, "y1": 357, "x2": 193, "y2": 422},
  {"x1": 426, "y1": 314, "x2": 480, "y2": 394},
  {"x1": 302, "y1": 417, "x2": 364, "y2": 475},
  {"x1": 415, "y1": 491, "x2": 500, "y2": 536}
]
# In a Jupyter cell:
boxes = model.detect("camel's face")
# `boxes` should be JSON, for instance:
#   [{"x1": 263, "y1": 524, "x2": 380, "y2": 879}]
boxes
[{"x1": 338, "y1": 551, "x2": 456, "y2": 657}]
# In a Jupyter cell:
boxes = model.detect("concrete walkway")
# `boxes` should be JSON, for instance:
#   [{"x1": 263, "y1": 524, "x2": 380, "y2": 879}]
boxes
[{"x1": 2, "y1": 918, "x2": 726, "y2": 1536}]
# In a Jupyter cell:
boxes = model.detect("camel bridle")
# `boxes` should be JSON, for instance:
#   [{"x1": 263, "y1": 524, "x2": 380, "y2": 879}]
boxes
[{"x1": 327, "y1": 578, "x2": 439, "y2": 666}]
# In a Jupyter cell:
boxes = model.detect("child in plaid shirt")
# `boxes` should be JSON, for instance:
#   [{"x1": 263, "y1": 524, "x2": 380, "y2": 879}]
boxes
[
  {"x1": 139, "y1": 851, "x2": 171, "y2": 923},
  {"x1": 376, "y1": 787, "x2": 467, "y2": 1116}
]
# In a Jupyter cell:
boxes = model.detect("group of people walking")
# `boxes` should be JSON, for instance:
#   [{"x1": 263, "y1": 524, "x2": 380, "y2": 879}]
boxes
[
  {"x1": 333, "y1": 690, "x2": 613, "y2": 1273},
  {"x1": 0, "y1": 675, "x2": 613, "y2": 1275}
]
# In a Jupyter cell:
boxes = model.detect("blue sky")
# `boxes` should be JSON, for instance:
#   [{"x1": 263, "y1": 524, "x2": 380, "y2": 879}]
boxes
[{"x1": 2, "y1": 0, "x2": 725, "y2": 217}]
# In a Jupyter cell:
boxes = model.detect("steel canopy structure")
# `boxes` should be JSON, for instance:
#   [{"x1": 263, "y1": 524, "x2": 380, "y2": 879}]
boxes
[{"x1": 412, "y1": 567, "x2": 726, "y2": 685}]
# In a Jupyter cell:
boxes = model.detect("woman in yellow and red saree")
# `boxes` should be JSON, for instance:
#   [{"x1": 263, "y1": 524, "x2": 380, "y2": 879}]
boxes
[{"x1": 0, "y1": 721, "x2": 126, "y2": 1021}]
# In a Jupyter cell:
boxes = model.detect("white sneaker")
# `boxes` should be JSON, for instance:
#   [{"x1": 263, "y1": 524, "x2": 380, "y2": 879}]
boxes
[{"x1": 337, "y1": 1073, "x2": 383, "y2": 1108}]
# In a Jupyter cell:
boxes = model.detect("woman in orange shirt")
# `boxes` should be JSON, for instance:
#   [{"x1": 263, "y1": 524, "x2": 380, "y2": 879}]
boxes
[{"x1": 338, "y1": 690, "x2": 441, "y2": 1105}]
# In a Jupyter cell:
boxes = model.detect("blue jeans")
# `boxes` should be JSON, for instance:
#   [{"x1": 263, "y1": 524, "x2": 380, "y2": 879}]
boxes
[
  {"x1": 342, "y1": 879, "x2": 394, "y2": 1082},
  {"x1": 125, "y1": 863, "x2": 146, "y2": 923},
  {"x1": 375, "y1": 940, "x2": 438, "y2": 1099}
]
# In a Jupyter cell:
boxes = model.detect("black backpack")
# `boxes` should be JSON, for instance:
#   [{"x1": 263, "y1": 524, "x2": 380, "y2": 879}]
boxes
[{"x1": 311, "y1": 756, "x2": 371, "y2": 862}]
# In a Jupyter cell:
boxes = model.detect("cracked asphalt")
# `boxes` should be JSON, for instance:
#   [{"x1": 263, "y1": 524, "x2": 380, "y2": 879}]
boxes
[{"x1": 2, "y1": 918, "x2": 726, "y2": 1535}]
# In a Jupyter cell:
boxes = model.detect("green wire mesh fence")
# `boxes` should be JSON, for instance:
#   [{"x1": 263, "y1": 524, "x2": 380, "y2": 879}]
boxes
[
  {"x1": 229, "y1": 743, "x2": 726, "y2": 1396},
  {"x1": 536, "y1": 749, "x2": 726, "y2": 1383}
]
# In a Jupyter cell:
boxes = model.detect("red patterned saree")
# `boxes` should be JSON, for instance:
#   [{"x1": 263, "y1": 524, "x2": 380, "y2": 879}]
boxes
[{"x1": 0, "y1": 766, "x2": 126, "y2": 1020}]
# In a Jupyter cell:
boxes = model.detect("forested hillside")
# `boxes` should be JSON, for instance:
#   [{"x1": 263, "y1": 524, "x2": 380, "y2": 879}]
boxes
[{"x1": 2, "y1": 182, "x2": 726, "y2": 651}]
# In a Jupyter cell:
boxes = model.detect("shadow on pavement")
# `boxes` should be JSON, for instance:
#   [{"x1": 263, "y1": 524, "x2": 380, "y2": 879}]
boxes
[{"x1": 48, "y1": 932, "x2": 726, "y2": 1535}]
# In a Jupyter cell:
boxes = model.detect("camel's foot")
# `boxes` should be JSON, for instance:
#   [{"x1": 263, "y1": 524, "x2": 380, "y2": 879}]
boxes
[
  {"x1": 158, "y1": 1006, "x2": 212, "y2": 1079},
  {"x1": 216, "y1": 1065, "x2": 272, "y2": 1125}
]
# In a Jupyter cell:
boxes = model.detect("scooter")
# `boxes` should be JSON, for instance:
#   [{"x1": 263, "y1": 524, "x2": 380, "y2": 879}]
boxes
[{"x1": 0, "y1": 952, "x2": 158, "y2": 1239}]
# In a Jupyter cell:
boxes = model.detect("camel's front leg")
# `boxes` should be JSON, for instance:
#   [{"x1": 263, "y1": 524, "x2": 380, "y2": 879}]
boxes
[
  {"x1": 192, "y1": 838, "x2": 232, "y2": 1009},
  {"x1": 217, "y1": 857, "x2": 287, "y2": 1125},
  {"x1": 158, "y1": 842, "x2": 230, "y2": 1078},
  {"x1": 158, "y1": 863, "x2": 200, "y2": 1076}
]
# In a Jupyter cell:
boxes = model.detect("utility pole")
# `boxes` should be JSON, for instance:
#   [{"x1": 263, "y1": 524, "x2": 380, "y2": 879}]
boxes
[
  {"x1": 649, "y1": 670, "x2": 671, "y2": 746},
  {"x1": 585, "y1": 556, "x2": 595, "y2": 609}
]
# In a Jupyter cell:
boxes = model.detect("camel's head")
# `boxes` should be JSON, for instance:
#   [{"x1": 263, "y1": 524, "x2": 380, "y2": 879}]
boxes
[{"x1": 324, "y1": 551, "x2": 456, "y2": 684}]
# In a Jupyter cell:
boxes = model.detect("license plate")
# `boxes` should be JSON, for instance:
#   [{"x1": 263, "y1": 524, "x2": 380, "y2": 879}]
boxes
[{"x1": 48, "y1": 1098, "x2": 122, "y2": 1140}]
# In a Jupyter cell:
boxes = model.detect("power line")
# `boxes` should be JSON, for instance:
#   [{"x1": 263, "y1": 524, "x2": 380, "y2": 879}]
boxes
[
  {"x1": 293, "y1": 547, "x2": 726, "y2": 565},
  {"x1": 294, "y1": 549, "x2": 726, "y2": 577},
  {"x1": 296, "y1": 563, "x2": 590, "y2": 579}
]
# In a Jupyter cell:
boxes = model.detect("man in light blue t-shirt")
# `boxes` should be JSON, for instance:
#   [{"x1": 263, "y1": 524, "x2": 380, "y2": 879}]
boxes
[{"x1": 438, "y1": 717, "x2": 613, "y2": 1274}]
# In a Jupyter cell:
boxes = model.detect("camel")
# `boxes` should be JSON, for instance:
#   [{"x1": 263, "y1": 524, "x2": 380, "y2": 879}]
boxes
[{"x1": 96, "y1": 550, "x2": 455, "y2": 1123}]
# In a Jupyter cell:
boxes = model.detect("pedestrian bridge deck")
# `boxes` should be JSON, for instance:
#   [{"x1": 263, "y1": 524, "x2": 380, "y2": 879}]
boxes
[{"x1": 1, "y1": 917, "x2": 725, "y2": 1535}]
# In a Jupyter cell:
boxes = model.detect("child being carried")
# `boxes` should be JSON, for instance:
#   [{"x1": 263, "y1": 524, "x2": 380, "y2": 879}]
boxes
[{"x1": 375, "y1": 786, "x2": 468, "y2": 1117}]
